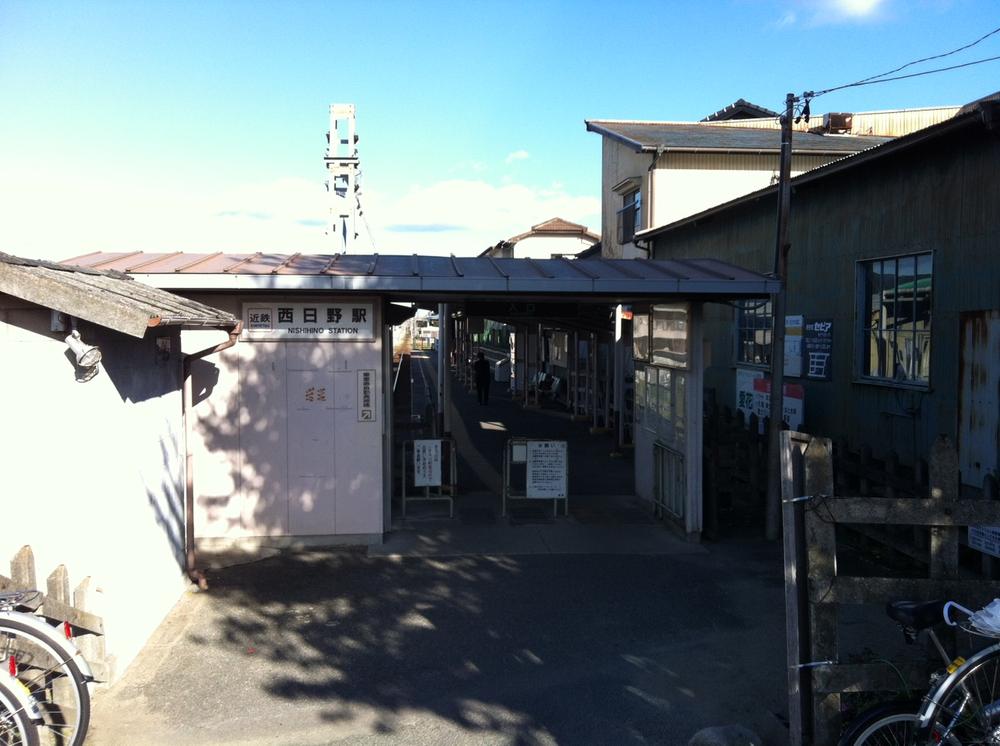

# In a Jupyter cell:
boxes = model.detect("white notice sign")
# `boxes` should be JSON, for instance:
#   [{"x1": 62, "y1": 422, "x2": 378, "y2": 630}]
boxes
[
  {"x1": 357, "y1": 369, "x2": 376, "y2": 422},
  {"x1": 526, "y1": 440, "x2": 567, "y2": 499},
  {"x1": 413, "y1": 439, "x2": 442, "y2": 487},
  {"x1": 970, "y1": 526, "x2": 1000, "y2": 559}
]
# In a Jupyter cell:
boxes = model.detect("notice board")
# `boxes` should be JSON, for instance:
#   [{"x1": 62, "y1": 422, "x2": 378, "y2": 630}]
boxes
[{"x1": 526, "y1": 440, "x2": 568, "y2": 499}]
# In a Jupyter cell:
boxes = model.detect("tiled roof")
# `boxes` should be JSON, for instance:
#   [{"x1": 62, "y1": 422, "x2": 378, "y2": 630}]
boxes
[
  {"x1": 585, "y1": 120, "x2": 890, "y2": 154},
  {"x1": 0, "y1": 253, "x2": 238, "y2": 338},
  {"x1": 701, "y1": 98, "x2": 780, "y2": 122},
  {"x1": 508, "y1": 217, "x2": 600, "y2": 243}
]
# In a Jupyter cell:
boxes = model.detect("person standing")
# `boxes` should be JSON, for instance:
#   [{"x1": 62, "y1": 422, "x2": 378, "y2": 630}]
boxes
[{"x1": 474, "y1": 351, "x2": 491, "y2": 405}]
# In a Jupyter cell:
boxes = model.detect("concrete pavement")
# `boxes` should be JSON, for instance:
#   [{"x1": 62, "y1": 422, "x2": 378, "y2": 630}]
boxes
[{"x1": 89, "y1": 534, "x2": 789, "y2": 745}]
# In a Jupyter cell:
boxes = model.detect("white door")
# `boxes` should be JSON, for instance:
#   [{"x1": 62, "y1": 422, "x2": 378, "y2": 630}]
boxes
[{"x1": 286, "y1": 369, "x2": 337, "y2": 535}]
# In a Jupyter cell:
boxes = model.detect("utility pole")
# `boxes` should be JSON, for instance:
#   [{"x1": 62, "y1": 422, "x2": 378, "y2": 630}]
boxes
[{"x1": 765, "y1": 93, "x2": 796, "y2": 541}]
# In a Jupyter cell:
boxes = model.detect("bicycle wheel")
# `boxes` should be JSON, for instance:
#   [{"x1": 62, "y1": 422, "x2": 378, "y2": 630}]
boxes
[
  {"x1": 0, "y1": 677, "x2": 39, "y2": 746},
  {"x1": 0, "y1": 619, "x2": 89, "y2": 746},
  {"x1": 840, "y1": 701, "x2": 961, "y2": 745},
  {"x1": 919, "y1": 646, "x2": 1000, "y2": 745}
]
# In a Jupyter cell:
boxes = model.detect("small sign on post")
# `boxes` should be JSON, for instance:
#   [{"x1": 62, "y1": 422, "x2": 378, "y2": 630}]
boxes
[
  {"x1": 413, "y1": 439, "x2": 442, "y2": 487},
  {"x1": 526, "y1": 440, "x2": 568, "y2": 499}
]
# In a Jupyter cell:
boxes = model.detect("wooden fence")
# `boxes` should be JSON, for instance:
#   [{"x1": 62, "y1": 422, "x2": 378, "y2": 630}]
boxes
[
  {"x1": 0, "y1": 545, "x2": 110, "y2": 682},
  {"x1": 703, "y1": 403, "x2": 768, "y2": 539},
  {"x1": 782, "y1": 432, "x2": 1000, "y2": 745}
]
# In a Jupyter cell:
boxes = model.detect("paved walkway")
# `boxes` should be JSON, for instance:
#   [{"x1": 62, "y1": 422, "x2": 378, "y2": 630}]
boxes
[
  {"x1": 90, "y1": 540, "x2": 789, "y2": 746},
  {"x1": 89, "y1": 358, "x2": 792, "y2": 745}
]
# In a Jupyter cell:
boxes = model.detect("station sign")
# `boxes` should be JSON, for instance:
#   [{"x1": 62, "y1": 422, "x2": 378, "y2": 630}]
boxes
[{"x1": 243, "y1": 302, "x2": 375, "y2": 341}]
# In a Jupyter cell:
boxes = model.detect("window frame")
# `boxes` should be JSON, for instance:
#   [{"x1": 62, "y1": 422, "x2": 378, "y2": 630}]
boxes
[
  {"x1": 734, "y1": 298, "x2": 773, "y2": 369},
  {"x1": 854, "y1": 250, "x2": 934, "y2": 389}
]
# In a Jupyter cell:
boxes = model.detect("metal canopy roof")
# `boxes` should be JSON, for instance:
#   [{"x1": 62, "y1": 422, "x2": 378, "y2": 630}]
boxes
[
  {"x1": 63, "y1": 252, "x2": 780, "y2": 301},
  {"x1": 1, "y1": 253, "x2": 239, "y2": 338}
]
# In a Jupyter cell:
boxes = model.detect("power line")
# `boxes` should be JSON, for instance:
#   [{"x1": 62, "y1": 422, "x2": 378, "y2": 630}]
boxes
[
  {"x1": 812, "y1": 53, "x2": 1000, "y2": 98},
  {"x1": 812, "y1": 24, "x2": 1000, "y2": 99}
]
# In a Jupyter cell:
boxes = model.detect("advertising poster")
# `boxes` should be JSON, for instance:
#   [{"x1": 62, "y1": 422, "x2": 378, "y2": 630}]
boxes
[
  {"x1": 784, "y1": 315, "x2": 804, "y2": 378},
  {"x1": 803, "y1": 319, "x2": 834, "y2": 380}
]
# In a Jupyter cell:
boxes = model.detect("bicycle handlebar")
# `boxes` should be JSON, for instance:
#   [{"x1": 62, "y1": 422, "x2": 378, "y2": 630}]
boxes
[{"x1": 943, "y1": 601, "x2": 974, "y2": 626}]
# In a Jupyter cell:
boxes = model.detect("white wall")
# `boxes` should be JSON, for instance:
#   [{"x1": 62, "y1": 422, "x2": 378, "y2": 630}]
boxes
[
  {"x1": 183, "y1": 294, "x2": 384, "y2": 548},
  {"x1": 512, "y1": 235, "x2": 596, "y2": 259},
  {"x1": 0, "y1": 300, "x2": 190, "y2": 681},
  {"x1": 651, "y1": 152, "x2": 836, "y2": 226}
]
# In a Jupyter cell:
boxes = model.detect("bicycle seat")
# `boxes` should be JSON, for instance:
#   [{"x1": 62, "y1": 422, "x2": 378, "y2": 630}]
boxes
[{"x1": 887, "y1": 599, "x2": 946, "y2": 630}]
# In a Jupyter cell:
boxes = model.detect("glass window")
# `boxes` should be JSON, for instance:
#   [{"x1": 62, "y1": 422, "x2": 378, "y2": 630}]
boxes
[
  {"x1": 634, "y1": 364, "x2": 646, "y2": 429},
  {"x1": 633, "y1": 313, "x2": 650, "y2": 361},
  {"x1": 859, "y1": 253, "x2": 932, "y2": 384},
  {"x1": 644, "y1": 367, "x2": 657, "y2": 433},
  {"x1": 651, "y1": 305, "x2": 688, "y2": 368},
  {"x1": 736, "y1": 300, "x2": 772, "y2": 367},
  {"x1": 617, "y1": 189, "x2": 641, "y2": 244},
  {"x1": 658, "y1": 367, "x2": 673, "y2": 443}
]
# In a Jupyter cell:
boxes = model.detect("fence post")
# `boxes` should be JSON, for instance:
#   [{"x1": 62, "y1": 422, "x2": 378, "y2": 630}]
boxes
[
  {"x1": 803, "y1": 437, "x2": 838, "y2": 746},
  {"x1": 11, "y1": 546, "x2": 36, "y2": 589},
  {"x1": 47, "y1": 565, "x2": 70, "y2": 604},
  {"x1": 782, "y1": 432, "x2": 835, "y2": 745},
  {"x1": 929, "y1": 435, "x2": 960, "y2": 578}
]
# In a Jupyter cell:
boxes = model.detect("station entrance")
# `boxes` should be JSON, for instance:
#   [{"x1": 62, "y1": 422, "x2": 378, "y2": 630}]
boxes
[{"x1": 63, "y1": 251, "x2": 779, "y2": 553}]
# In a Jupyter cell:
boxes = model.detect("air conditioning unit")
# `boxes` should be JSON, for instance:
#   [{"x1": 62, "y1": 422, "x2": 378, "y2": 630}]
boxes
[{"x1": 824, "y1": 112, "x2": 853, "y2": 134}]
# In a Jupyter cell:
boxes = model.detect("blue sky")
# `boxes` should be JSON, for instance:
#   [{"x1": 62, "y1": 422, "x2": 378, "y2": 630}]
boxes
[{"x1": 1, "y1": 0, "x2": 998, "y2": 259}]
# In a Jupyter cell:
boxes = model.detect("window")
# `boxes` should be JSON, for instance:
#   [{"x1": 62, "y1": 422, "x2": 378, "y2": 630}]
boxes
[
  {"x1": 858, "y1": 253, "x2": 932, "y2": 384},
  {"x1": 651, "y1": 304, "x2": 688, "y2": 369},
  {"x1": 736, "y1": 300, "x2": 772, "y2": 367},
  {"x1": 617, "y1": 189, "x2": 641, "y2": 244}
]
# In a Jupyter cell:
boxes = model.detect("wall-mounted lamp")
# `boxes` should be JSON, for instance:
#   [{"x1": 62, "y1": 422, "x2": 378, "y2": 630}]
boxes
[{"x1": 66, "y1": 330, "x2": 102, "y2": 367}]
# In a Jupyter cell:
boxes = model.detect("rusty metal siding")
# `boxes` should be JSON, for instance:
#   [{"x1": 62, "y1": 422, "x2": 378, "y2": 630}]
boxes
[{"x1": 959, "y1": 311, "x2": 1000, "y2": 488}]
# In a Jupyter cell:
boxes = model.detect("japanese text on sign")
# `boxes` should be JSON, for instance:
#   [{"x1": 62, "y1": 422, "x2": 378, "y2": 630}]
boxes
[
  {"x1": 526, "y1": 440, "x2": 567, "y2": 499},
  {"x1": 357, "y1": 369, "x2": 376, "y2": 422},
  {"x1": 242, "y1": 302, "x2": 374, "y2": 341},
  {"x1": 970, "y1": 526, "x2": 1000, "y2": 559},
  {"x1": 413, "y1": 440, "x2": 442, "y2": 487}
]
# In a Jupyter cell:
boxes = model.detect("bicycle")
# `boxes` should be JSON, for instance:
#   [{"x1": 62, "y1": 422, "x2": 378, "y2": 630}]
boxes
[
  {"x1": 0, "y1": 669, "x2": 42, "y2": 746},
  {"x1": 0, "y1": 590, "x2": 94, "y2": 746},
  {"x1": 839, "y1": 599, "x2": 1000, "y2": 745}
]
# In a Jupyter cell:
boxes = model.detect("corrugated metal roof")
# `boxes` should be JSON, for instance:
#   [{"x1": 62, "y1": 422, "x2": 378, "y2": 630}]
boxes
[
  {"x1": 0, "y1": 253, "x2": 239, "y2": 338},
  {"x1": 584, "y1": 120, "x2": 890, "y2": 154},
  {"x1": 61, "y1": 252, "x2": 780, "y2": 299}
]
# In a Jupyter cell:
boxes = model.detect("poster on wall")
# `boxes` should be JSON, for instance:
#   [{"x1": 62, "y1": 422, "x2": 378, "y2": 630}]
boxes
[
  {"x1": 736, "y1": 369, "x2": 804, "y2": 433},
  {"x1": 784, "y1": 315, "x2": 804, "y2": 377},
  {"x1": 243, "y1": 302, "x2": 375, "y2": 341},
  {"x1": 803, "y1": 319, "x2": 834, "y2": 380}
]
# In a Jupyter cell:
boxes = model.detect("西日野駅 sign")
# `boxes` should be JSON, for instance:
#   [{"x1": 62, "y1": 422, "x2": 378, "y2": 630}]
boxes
[{"x1": 242, "y1": 302, "x2": 375, "y2": 341}]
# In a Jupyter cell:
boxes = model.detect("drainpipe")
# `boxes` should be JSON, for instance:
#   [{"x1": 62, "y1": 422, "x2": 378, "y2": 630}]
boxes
[{"x1": 182, "y1": 321, "x2": 242, "y2": 589}]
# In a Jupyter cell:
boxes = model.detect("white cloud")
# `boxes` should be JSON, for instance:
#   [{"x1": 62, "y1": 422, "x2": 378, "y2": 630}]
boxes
[
  {"x1": 365, "y1": 179, "x2": 599, "y2": 256},
  {"x1": 0, "y1": 167, "x2": 599, "y2": 261},
  {"x1": 504, "y1": 150, "x2": 530, "y2": 165}
]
